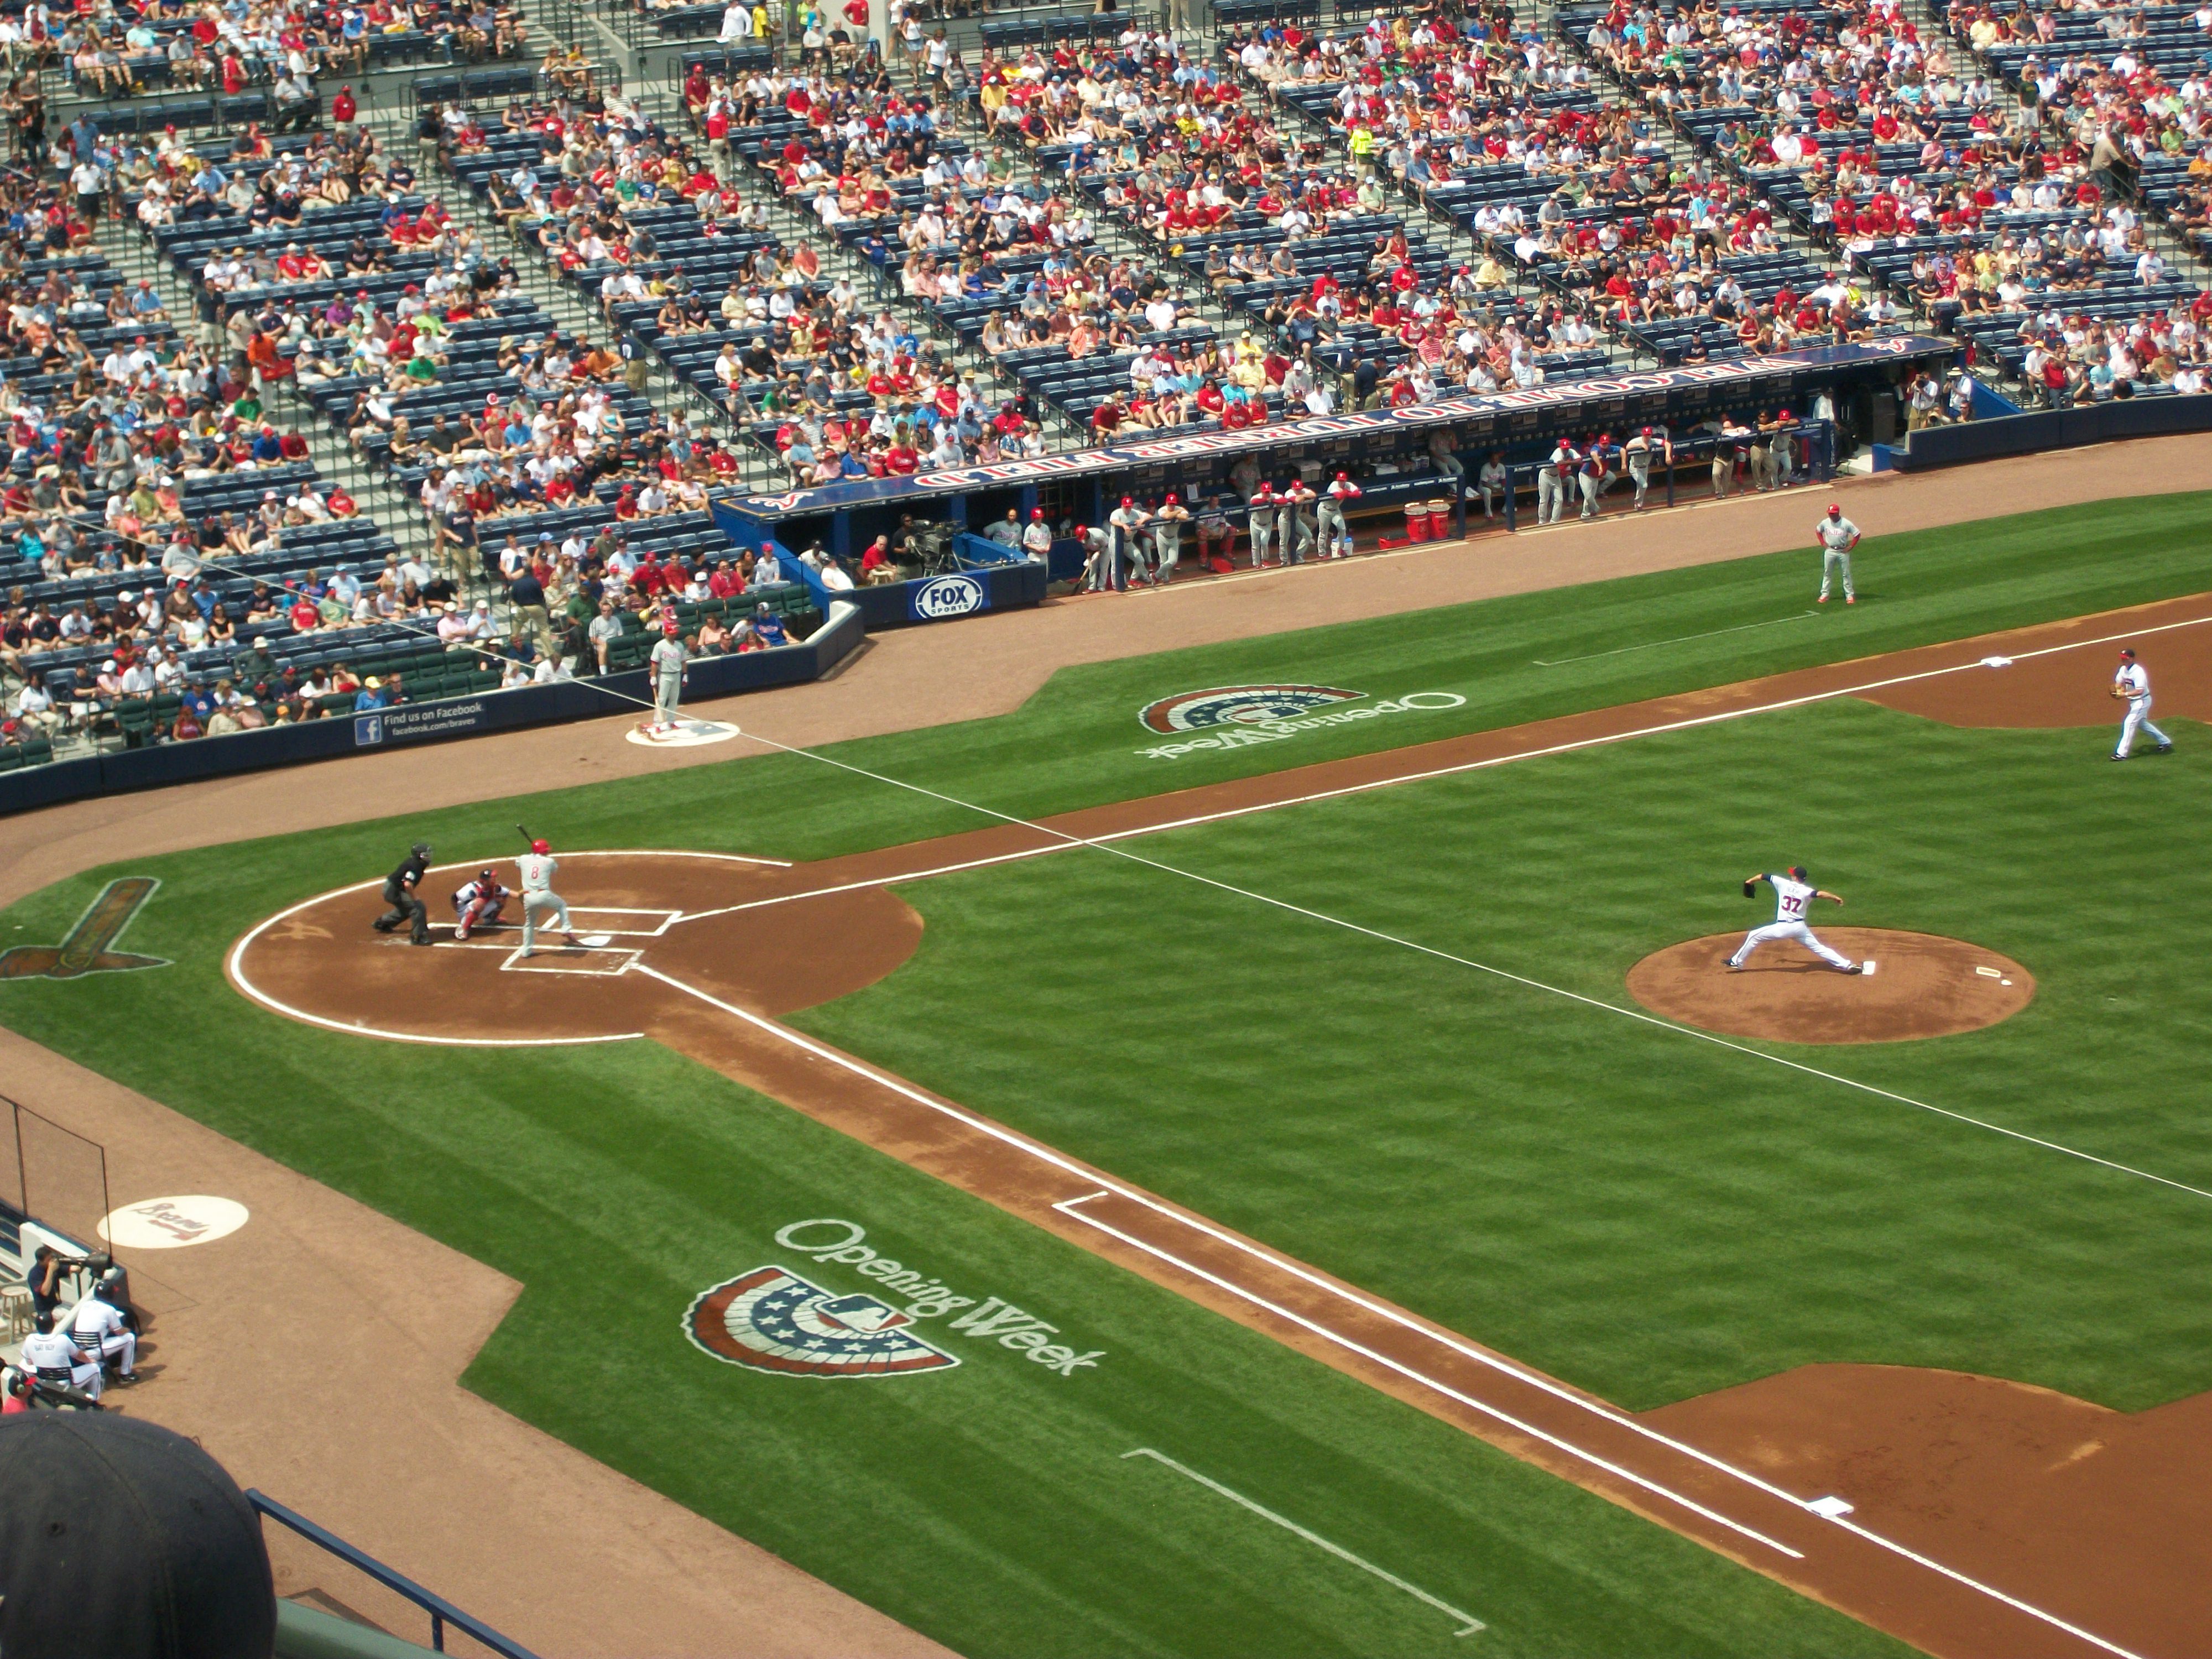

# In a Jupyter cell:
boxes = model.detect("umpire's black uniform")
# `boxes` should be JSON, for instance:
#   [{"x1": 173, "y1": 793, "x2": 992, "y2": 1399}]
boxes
[{"x1": 375, "y1": 842, "x2": 432, "y2": 945}]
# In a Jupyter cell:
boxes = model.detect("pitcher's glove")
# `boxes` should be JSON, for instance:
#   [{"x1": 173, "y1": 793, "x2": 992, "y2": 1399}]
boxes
[{"x1": 1743, "y1": 879, "x2": 1757, "y2": 899}]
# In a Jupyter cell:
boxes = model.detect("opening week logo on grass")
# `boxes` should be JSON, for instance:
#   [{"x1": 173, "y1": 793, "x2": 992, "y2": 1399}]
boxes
[
  {"x1": 1135, "y1": 685, "x2": 1468, "y2": 761},
  {"x1": 685, "y1": 1219, "x2": 1104, "y2": 1381}
]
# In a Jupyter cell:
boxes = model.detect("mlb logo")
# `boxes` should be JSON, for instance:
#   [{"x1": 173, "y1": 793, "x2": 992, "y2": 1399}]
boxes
[
  {"x1": 686, "y1": 1267, "x2": 959, "y2": 1379},
  {"x1": 816, "y1": 1294, "x2": 909, "y2": 1334}
]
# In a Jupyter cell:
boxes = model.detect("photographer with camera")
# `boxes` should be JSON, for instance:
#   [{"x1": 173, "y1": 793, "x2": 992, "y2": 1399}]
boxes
[{"x1": 25, "y1": 1244, "x2": 71, "y2": 1327}]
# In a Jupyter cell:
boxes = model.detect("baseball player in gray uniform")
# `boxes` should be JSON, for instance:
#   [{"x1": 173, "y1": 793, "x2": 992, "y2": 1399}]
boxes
[
  {"x1": 1815, "y1": 504, "x2": 1859, "y2": 604},
  {"x1": 649, "y1": 620, "x2": 688, "y2": 730},
  {"x1": 517, "y1": 838, "x2": 582, "y2": 957}
]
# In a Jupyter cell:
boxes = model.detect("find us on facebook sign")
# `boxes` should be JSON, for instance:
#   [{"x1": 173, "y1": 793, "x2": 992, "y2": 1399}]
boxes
[{"x1": 909, "y1": 573, "x2": 990, "y2": 622}]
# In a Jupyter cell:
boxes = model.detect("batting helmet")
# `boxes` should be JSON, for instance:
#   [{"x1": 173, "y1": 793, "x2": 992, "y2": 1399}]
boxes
[{"x1": 531, "y1": 838, "x2": 551, "y2": 855}]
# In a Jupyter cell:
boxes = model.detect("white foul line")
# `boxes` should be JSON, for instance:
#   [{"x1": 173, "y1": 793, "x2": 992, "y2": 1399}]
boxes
[
  {"x1": 1120, "y1": 1448, "x2": 1486, "y2": 1636},
  {"x1": 626, "y1": 958, "x2": 2148, "y2": 1658},
  {"x1": 675, "y1": 608, "x2": 2212, "y2": 930},
  {"x1": 1532, "y1": 612, "x2": 1818, "y2": 666}
]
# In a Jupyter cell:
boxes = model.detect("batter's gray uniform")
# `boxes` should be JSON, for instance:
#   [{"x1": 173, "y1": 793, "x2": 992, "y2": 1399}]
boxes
[
  {"x1": 517, "y1": 850, "x2": 576, "y2": 956},
  {"x1": 1246, "y1": 492, "x2": 1276, "y2": 565},
  {"x1": 649, "y1": 633, "x2": 688, "y2": 727}
]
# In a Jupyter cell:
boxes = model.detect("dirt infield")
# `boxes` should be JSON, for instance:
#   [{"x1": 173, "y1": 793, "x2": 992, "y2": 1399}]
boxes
[
  {"x1": 221, "y1": 593, "x2": 2212, "y2": 1659},
  {"x1": 1645, "y1": 1364, "x2": 2212, "y2": 1659},
  {"x1": 1629, "y1": 930, "x2": 2035, "y2": 1043},
  {"x1": 237, "y1": 853, "x2": 922, "y2": 1042}
]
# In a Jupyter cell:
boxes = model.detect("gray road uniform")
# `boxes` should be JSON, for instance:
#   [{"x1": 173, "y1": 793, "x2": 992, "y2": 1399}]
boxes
[{"x1": 650, "y1": 631, "x2": 689, "y2": 727}]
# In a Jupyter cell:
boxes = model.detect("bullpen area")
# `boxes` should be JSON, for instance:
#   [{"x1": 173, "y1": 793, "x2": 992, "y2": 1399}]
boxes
[{"x1": 5, "y1": 492, "x2": 2210, "y2": 1658}]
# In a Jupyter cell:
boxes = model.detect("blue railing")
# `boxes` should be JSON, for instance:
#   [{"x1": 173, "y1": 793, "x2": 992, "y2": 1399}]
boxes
[{"x1": 246, "y1": 1491, "x2": 542, "y2": 1658}]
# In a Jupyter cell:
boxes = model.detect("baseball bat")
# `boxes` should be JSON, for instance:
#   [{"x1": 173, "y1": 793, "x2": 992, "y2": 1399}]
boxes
[{"x1": 516, "y1": 822, "x2": 533, "y2": 848}]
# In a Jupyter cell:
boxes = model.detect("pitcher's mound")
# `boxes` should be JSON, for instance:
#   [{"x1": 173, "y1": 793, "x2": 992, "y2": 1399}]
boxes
[{"x1": 1627, "y1": 930, "x2": 2034, "y2": 1044}]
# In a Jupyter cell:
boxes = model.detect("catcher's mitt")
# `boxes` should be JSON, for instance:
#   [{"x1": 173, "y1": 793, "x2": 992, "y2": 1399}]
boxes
[
  {"x1": 2111, "y1": 683, "x2": 2130, "y2": 699},
  {"x1": 1743, "y1": 879, "x2": 1757, "y2": 898}
]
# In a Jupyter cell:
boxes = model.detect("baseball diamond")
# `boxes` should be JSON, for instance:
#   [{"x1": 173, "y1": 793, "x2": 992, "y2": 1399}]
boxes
[{"x1": 15, "y1": 0, "x2": 2212, "y2": 1636}]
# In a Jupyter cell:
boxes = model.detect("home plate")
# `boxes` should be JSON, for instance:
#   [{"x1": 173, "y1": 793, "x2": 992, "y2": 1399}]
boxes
[
  {"x1": 577, "y1": 934, "x2": 614, "y2": 948},
  {"x1": 625, "y1": 719, "x2": 742, "y2": 749}
]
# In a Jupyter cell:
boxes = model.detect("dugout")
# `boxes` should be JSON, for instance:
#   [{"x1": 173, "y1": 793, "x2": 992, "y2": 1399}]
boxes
[{"x1": 711, "y1": 336, "x2": 1960, "y2": 554}]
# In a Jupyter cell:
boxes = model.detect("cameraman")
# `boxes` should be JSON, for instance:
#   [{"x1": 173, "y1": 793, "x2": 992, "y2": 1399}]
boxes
[{"x1": 25, "y1": 1243, "x2": 71, "y2": 1326}]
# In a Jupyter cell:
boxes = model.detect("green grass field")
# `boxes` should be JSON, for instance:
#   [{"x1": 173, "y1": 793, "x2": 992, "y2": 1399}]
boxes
[{"x1": 4, "y1": 493, "x2": 2210, "y2": 1655}]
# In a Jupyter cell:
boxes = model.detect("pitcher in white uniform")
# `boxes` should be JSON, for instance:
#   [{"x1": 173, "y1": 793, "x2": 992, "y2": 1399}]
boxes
[
  {"x1": 518, "y1": 839, "x2": 582, "y2": 957},
  {"x1": 1726, "y1": 866, "x2": 1860, "y2": 973},
  {"x1": 2110, "y1": 648, "x2": 2174, "y2": 760}
]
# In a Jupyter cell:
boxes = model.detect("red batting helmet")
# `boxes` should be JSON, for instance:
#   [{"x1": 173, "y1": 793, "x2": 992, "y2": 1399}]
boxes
[{"x1": 531, "y1": 838, "x2": 550, "y2": 855}]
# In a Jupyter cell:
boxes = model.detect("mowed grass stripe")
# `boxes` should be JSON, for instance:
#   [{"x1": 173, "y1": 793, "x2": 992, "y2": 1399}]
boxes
[{"x1": 792, "y1": 700, "x2": 2212, "y2": 1415}]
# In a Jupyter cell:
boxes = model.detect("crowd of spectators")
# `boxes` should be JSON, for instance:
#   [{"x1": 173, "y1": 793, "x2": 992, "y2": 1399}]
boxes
[
  {"x1": 432, "y1": 63, "x2": 1053, "y2": 481},
  {"x1": 55, "y1": 0, "x2": 533, "y2": 101},
  {"x1": 1548, "y1": 0, "x2": 2212, "y2": 399}
]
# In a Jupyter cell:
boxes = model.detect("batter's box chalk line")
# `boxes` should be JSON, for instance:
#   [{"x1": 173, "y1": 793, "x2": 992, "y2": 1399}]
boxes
[{"x1": 500, "y1": 945, "x2": 641, "y2": 975}]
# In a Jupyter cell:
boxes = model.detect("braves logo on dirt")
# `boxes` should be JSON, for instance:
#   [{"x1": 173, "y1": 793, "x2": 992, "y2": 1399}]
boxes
[
  {"x1": 1138, "y1": 685, "x2": 1364, "y2": 734},
  {"x1": 685, "y1": 1266, "x2": 961, "y2": 1379}
]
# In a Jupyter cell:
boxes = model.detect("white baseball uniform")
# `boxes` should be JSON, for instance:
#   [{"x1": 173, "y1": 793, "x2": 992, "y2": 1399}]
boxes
[
  {"x1": 1728, "y1": 874, "x2": 1855, "y2": 970},
  {"x1": 22, "y1": 1326, "x2": 101, "y2": 1398},
  {"x1": 1816, "y1": 514, "x2": 1858, "y2": 600},
  {"x1": 67, "y1": 1295, "x2": 134, "y2": 1379},
  {"x1": 517, "y1": 851, "x2": 573, "y2": 954},
  {"x1": 2113, "y1": 661, "x2": 2173, "y2": 758}
]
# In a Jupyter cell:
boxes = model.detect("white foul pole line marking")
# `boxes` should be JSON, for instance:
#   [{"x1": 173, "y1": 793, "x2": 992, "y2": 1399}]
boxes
[
  {"x1": 627, "y1": 958, "x2": 2151, "y2": 1656},
  {"x1": 1532, "y1": 611, "x2": 1819, "y2": 666},
  {"x1": 1120, "y1": 1448, "x2": 1486, "y2": 1636},
  {"x1": 672, "y1": 608, "x2": 2212, "y2": 930}
]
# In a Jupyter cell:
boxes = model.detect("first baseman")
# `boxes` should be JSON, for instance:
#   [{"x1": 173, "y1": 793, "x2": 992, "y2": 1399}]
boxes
[
  {"x1": 2110, "y1": 647, "x2": 2174, "y2": 760},
  {"x1": 1726, "y1": 867, "x2": 1861, "y2": 973},
  {"x1": 517, "y1": 838, "x2": 582, "y2": 958},
  {"x1": 1815, "y1": 504, "x2": 1859, "y2": 604}
]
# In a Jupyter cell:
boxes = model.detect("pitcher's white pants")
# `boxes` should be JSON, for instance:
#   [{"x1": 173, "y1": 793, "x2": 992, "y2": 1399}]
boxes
[
  {"x1": 1729, "y1": 920, "x2": 1853, "y2": 969},
  {"x1": 2116, "y1": 698, "x2": 2172, "y2": 758}
]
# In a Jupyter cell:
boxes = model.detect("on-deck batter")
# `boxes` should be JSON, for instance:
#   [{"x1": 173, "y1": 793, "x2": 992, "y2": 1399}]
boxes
[{"x1": 1726, "y1": 866, "x2": 1861, "y2": 973}]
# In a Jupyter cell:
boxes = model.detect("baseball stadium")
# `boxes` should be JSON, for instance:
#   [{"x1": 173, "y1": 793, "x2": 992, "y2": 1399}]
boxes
[{"x1": 0, "y1": 0, "x2": 2206, "y2": 1653}]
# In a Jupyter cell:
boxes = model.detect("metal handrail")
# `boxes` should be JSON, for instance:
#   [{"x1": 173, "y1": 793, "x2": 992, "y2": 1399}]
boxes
[{"x1": 246, "y1": 1490, "x2": 543, "y2": 1659}]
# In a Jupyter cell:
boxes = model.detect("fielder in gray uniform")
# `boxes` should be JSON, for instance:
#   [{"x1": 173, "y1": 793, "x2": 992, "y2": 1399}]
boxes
[
  {"x1": 649, "y1": 621, "x2": 688, "y2": 729},
  {"x1": 1815, "y1": 503, "x2": 1859, "y2": 604}
]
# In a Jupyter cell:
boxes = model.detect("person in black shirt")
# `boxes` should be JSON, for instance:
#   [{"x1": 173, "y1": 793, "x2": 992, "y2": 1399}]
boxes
[{"x1": 374, "y1": 841, "x2": 434, "y2": 944}]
